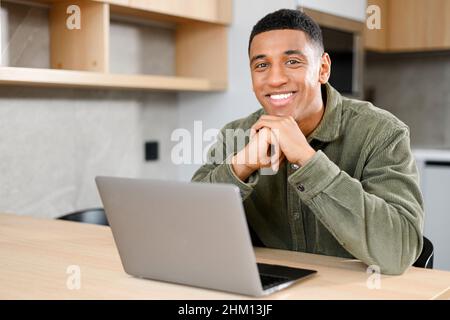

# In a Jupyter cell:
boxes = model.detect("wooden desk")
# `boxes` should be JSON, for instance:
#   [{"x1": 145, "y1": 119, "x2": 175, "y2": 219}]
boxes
[{"x1": 1, "y1": 213, "x2": 449, "y2": 300}]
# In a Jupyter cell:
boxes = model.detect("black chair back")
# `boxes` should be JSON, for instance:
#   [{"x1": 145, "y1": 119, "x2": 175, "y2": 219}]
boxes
[
  {"x1": 58, "y1": 208, "x2": 108, "y2": 226},
  {"x1": 413, "y1": 236, "x2": 434, "y2": 269}
]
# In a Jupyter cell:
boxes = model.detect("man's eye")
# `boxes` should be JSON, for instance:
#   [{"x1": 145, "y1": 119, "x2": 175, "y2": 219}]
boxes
[
  {"x1": 255, "y1": 63, "x2": 268, "y2": 69},
  {"x1": 286, "y1": 59, "x2": 300, "y2": 65}
]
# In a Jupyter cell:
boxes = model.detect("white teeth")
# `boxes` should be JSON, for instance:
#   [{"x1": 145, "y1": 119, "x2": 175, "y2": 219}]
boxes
[{"x1": 270, "y1": 92, "x2": 293, "y2": 100}]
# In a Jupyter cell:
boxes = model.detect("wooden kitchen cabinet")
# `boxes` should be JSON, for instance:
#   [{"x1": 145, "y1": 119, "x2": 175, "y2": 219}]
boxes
[
  {"x1": 365, "y1": 0, "x2": 450, "y2": 52},
  {"x1": 389, "y1": 0, "x2": 450, "y2": 51},
  {"x1": 0, "y1": 0, "x2": 231, "y2": 92},
  {"x1": 365, "y1": 0, "x2": 388, "y2": 51}
]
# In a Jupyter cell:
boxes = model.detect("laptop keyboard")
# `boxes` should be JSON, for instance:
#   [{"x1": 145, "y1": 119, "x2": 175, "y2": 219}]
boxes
[
  {"x1": 259, "y1": 274, "x2": 291, "y2": 290},
  {"x1": 257, "y1": 262, "x2": 317, "y2": 291}
]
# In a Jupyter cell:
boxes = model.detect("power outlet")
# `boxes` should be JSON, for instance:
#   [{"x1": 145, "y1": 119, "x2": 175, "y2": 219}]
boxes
[{"x1": 145, "y1": 141, "x2": 159, "y2": 161}]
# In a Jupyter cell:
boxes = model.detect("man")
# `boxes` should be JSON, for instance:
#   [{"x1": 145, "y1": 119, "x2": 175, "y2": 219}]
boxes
[{"x1": 192, "y1": 9, "x2": 424, "y2": 275}]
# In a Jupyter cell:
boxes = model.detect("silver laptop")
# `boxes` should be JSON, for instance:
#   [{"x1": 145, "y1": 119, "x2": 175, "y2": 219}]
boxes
[{"x1": 95, "y1": 176, "x2": 316, "y2": 296}]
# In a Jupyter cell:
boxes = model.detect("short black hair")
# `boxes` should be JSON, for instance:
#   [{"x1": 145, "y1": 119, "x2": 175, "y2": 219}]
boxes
[{"x1": 248, "y1": 9, "x2": 324, "y2": 55}]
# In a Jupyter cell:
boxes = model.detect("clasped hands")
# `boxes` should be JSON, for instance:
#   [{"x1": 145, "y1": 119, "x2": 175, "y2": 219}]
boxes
[{"x1": 231, "y1": 115, "x2": 316, "y2": 181}]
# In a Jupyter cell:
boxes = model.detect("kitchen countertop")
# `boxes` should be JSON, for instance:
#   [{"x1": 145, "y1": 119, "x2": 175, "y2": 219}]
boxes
[{"x1": 413, "y1": 149, "x2": 450, "y2": 162}]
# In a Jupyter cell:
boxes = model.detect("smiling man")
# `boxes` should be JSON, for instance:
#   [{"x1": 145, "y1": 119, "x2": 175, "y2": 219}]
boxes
[{"x1": 192, "y1": 9, "x2": 424, "y2": 275}]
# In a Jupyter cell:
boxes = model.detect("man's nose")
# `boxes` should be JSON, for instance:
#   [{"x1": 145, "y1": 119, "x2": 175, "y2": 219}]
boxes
[{"x1": 267, "y1": 65, "x2": 288, "y2": 87}]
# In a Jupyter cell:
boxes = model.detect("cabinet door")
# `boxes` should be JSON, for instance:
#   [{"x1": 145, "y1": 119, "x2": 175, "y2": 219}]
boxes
[
  {"x1": 389, "y1": 0, "x2": 450, "y2": 51},
  {"x1": 365, "y1": 0, "x2": 388, "y2": 51},
  {"x1": 423, "y1": 164, "x2": 450, "y2": 271}
]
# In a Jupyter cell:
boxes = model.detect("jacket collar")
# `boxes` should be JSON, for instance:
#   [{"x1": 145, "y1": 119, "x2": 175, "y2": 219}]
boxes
[{"x1": 307, "y1": 82, "x2": 343, "y2": 143}]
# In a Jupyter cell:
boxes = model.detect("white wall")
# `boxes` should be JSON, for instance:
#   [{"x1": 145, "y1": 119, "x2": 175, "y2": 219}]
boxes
[
  {"x1": 177, "y1": 0, "x2": 298, "y2": 181},
  {"x1": 298, "y1": 0, "x2": 367, "y2": 21}
]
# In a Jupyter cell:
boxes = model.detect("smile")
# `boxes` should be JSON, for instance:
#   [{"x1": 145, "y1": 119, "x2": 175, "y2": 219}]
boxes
[
  {"x1": 270, "y1": 92, "x2": 294, "y2": 100},
  {"x1": 266, "y1": 91, "x2": 296, "y2": 106}
]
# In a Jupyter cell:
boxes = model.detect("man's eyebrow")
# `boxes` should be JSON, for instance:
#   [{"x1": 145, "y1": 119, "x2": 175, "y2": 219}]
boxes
[
  {"x1": 250, "y1": 50, "x2": 307, "y2": 64},
  {"x1": 284, "y1": 49, "x2": 307, "y2": 57},
  {"x1": 250, "y1": 54, "x2": 266, "y2": 65}
]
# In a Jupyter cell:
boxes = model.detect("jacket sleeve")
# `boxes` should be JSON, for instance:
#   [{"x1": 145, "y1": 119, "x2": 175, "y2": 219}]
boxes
[
  {"x1": 191, "y1": 125, "x2": 260, "y2": 201},
  {"x1": 288, "y1": 127, "x2": 424, "y2": 275}
]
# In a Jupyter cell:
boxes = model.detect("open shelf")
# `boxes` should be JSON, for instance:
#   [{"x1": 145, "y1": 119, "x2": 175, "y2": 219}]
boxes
[
  {"x1": 103, "y1": 0, "x2": 231, "y2": 25},
  {"x1": 32, "y1": 0, "x2": 232, "y2": 25},
  {"x1": 1, "y1": 0, "x2": 231, "y2": 92},
  {"x1": 0, "y1": 67, "x2": 226, "y2": 91}
]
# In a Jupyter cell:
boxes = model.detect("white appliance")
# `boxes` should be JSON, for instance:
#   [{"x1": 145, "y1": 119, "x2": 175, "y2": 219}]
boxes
[{"x1": 414, "y1": 149, "x2": 450, "y2": 271}]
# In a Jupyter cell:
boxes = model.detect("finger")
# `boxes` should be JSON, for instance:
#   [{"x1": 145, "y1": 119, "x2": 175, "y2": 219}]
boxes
[
  {"x1": 269, "y1": 126, "x2": 281, "y2": 145},
  {"x1": 257, "y1": 129, "x2": 272, "y2": 164},
  {"x1": 255, "y1": 126, "x2": 271, "y2": 136},
  {"x1": 251, "y1": 120, "x2": 264, "y2": 132},
  {"x1": 252, "y1": 120, "x2": 276, "y2": 132},
  {"x1": 260, "y1": 115, "x2": 296, "y2": 124},
  {"x1": 259, "y1": 127, "x2": 274, "y2": 145},
  {"x1": 273, "y1": 152, "x2": 288, "y2": 173},
  {"x1": 247, "y1": 128, "x2": 270, "y2": 166},
  {"x1": 249, "y1": 127, "x2": 257, "y2": 140},
  {"x1": 269, "y1": 139, "x2": 282, "y2": 164},
  {"x1": 259, "y1": 115, "x2": 286, "y2": 120},
  {"x1": 271, "y1": 156, "x2": 281, "y2": 173},
  {"x1": 253, "y1": 116, "x2": 281, "y2": 128},
  {"x1": 270, "y1": 149, "x2": 285, "y2": 173},
  {"x1": 257, "y1": 127, "x2": 270, "y2": 147}
]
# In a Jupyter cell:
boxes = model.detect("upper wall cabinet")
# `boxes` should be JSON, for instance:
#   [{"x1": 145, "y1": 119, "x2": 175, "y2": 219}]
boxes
[
  {"x1": 366, "y1": 0, "x2": 450, "y2": 52},
  {"x1": 0, "y1": 0, "x2": 232, "y2": 92}
]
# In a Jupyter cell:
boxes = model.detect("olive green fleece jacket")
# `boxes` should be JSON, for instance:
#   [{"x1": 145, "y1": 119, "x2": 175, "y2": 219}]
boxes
[{"x1": 192, "y1": 83, "x2": 424, "y2": 275}]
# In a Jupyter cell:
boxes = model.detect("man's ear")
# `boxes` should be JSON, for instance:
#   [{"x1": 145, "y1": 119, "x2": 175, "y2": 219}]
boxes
[{"x1": 318, "y1": 52, "x2": 331, "y2": 84}]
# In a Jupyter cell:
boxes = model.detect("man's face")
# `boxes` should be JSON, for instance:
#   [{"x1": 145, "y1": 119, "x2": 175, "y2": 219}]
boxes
[{"x1": 249, "y1": 29, "x2": 330, "y2": 122}]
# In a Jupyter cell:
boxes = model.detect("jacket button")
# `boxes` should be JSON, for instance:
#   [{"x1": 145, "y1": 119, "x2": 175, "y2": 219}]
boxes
[
  {"x1": 297, "y1": 184, "x2": 305, "y2": 192},
  {"x1": 291, "y1": 163, "x2": 300, "y2": 170}
]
